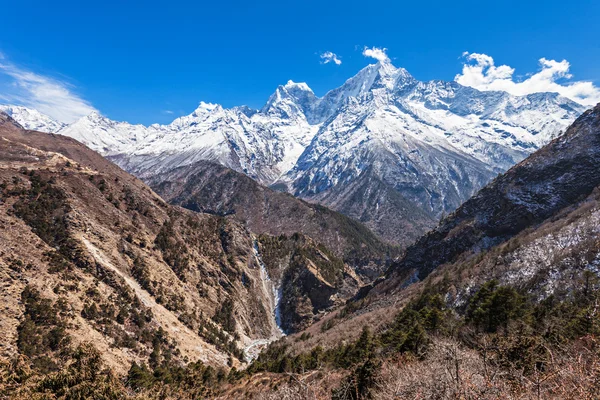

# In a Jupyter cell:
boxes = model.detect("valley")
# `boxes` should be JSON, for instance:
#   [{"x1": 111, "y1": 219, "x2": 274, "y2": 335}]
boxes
[{"x1": 0, "y1": 62, "x2": 599, "y2": 399}]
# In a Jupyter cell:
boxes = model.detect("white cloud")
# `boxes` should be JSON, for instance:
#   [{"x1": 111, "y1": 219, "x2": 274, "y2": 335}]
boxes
[
  {"x1": 362, "y1": 46, "x2": 390, "y2": 63},
  {"x1": 0, "y1": 56, "x2": 96, "y2": 123},
  {"x1": 455, "y1": 52, "x2": 600, "y2": 106},
  {"x1": 320, "y1": 51, "x2": 342, "y2": 65}
]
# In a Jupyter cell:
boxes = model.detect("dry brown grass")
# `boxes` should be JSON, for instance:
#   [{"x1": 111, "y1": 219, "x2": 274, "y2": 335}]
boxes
[{"x1": 372, "y1": 336, "x2": 600, "y2": 400}]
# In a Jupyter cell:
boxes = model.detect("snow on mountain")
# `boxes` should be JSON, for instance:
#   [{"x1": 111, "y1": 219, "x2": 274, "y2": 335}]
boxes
[
  {"x1": 59, "y1": 98, "x2": 318, "y2": 184},
  {"x1": 46, "y1": 59, "x2": 585, "y2": 242},
  {"x1": 280, "y1": 60, "x2": 585, "y2": 218},
  {"x1": 0, "y1": 105, "x2": 65, "y2": 133},
  {"x1": 58, "y1": 111, "x2": 150, "y2": 156}
]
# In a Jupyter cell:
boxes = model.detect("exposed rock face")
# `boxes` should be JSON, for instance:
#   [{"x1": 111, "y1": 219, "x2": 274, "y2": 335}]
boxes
[{"x1": 256, "y1": 234, "x2": 348, "y2": 332}]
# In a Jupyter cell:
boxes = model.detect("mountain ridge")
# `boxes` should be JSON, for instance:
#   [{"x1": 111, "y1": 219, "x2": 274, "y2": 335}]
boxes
[
  {"x1": 0, "y1": 111, "x2": 396, "y2": 371},
  {"x1": 147, "y1": 159, "x2": 401, "y2": 274}
]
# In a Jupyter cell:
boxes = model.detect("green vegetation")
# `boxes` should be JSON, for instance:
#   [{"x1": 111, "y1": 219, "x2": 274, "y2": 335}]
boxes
[
  {"x1": 17, "y1": 286, "x2": 71, "y2": 373},
  {"x1": 466, "y1": 279, "x2": 525, "y2": 333},
  {"x1": 2, "y1": 343, "x2": 127, "y2": 399},
  {"x1": 1, "y1": 341, "x2": 229, "y2": 400},
  {"x1": 11, "y1": 171, "x2": 91, "y2": 272},
  {"x1": 212, "y1": 298, "x2": 236, "y2": 334},
  {"x1": 12, "y1": 171, "x2": 70, "y2": 248},
  {"x1": 154, "y1": 219, "x2": 191, "y2": 279},
  {"x1": 258, "y1": 233, "x2": 345, "y2": 285},
  {"x1": 256, "y1": 233, "x2": 348, "y2": 332},
  {"x1": 126, "y1": 358, "x2": 228, "y2": 398},
  {"x1": 199, "y1": 317, "x2": 244, "y2": 361}
]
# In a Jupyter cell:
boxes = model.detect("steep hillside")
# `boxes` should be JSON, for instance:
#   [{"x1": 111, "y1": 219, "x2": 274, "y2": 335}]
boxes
[
  {"x1": 0, "y1": 112, "x2": 371, "y2": 398},
  {"x1": 301, "y1": 165, "x2": 437, "y2": 244},
  {"x1": 0, "y1": 113, "x2": 272, "y2": 372},
  {"x1": 148, "y1": 160, "x2": 402, "y2": 264},
  {"x1": 382, "y1": 102, "x2": 600, "y2": 284}
]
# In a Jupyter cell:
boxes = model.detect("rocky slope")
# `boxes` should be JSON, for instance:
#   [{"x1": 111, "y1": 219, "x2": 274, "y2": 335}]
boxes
[
  {"x1": 301, "y1": 166, "x2": 434, "y2": 243},
  {"x1": 286, "y1": 103, "x2": 600, "y2": 351},
  {"x1": 0, "y1": 112, "x2": 373, "y2": 383},
  {"x1": 0, "y1": 112, "x2": 271, "y2": 372},
  {"x1": 381, "y1": 102, "x2": 600, "y2": 286}
]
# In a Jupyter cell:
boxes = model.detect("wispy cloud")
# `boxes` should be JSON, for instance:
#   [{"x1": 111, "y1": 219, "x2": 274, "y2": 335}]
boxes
[
  {"x1": 455, "y1": 52, "x2": 600, "y2": 106},
  {"x1": 163, "y1": 109, "x2": 174, "y2": 114},
  {"x1": 0, "y1": 54, "x2": 96, "y2": 123},
  {"x1": 320, "y1": 51, "x2": 342, "y2": 65},
  {"x1": 362, "y1": 46, "x2": 389, "y2": 63}
]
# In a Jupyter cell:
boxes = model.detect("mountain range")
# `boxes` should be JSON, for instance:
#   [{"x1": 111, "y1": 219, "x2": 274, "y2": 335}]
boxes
[
  {"x1": 1, "y1": 60, "x2": 585, "y2": 245},
  {"x1": 2, "y1": 101, "x2": 598, "y2": 399},
  {"x1": 239, "y1": 103, "x2": 600, "y2": 399},
  {"x1": 1, "y1": 59, "x2": 600, "y2": 397}
]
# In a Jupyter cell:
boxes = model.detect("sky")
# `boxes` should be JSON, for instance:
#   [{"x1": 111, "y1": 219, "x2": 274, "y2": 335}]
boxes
[{"x1": 0, "y1": 0, "x2": 599, "y2": 125}]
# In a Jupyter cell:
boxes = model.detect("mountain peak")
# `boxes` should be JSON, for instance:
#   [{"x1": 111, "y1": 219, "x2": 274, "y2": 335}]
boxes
[
  {"x1": 87, "y1": 110, "x2": 103, "y2": 119},
  {"x1": 373, "y1": 61, "x2": 415, "y2": 90},
  {"x1": 75, "y1": 111, "x2": 113, "y2": 127},
  {"x1": 0, "y1": 104, "x2": 65, "y2": 133},
  {"x1": 193, "y1": 101, "x2": 220, "y2": 113},
  {"x1": 284, "y1": 80, "x2": 313, "y2": 93},
  {"x1": 328, "y1": 61, "x2": 415, "y2": 101},
  {"x1": 261, "y1": 80, "x2": 318, "y2": 118}
]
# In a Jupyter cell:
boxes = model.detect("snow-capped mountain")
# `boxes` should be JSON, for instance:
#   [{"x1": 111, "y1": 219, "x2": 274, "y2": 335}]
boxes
[
  {"x1": 280, "y1": 62, "x2": 584, "y2": 223},
  {"x1": 0, "y1": 105, "x2": 65, "y2": 133},
  {"x1": 59, "y1": 93, "x2": 319, "y2": 184},
  {"x1": 3, "y1": 59, "x2": 585, "y2": 243}
]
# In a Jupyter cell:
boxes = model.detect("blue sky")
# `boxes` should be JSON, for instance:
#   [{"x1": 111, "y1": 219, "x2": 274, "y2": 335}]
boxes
[{"x1": 0, "y1": 0, "x2": 599, "y2": 124}]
